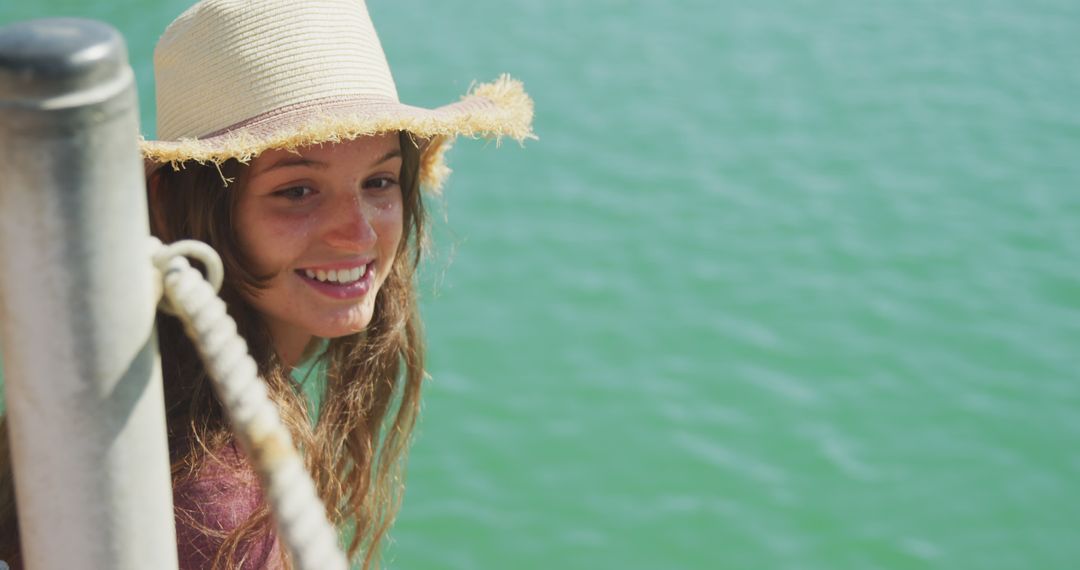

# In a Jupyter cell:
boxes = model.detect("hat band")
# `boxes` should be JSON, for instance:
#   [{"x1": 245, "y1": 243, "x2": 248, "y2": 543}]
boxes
[{"x1": 192, "y1": 94, "x2": 403, "y2": 140}]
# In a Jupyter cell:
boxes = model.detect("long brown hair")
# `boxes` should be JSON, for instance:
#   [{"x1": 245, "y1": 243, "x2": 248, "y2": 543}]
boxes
[{"x1": 0, "y1": 131, "x2": 427, "y2": 569}]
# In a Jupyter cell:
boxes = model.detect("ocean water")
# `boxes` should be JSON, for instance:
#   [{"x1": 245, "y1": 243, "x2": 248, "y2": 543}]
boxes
[{"x1": 2, "y1": 1, "x2": 1079, "y2": 568}]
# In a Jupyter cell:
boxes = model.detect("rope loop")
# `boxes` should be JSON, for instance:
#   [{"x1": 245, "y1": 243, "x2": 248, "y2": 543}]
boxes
[{"x1": 150, "y1": 237, "x2": 225, "y2": 314}]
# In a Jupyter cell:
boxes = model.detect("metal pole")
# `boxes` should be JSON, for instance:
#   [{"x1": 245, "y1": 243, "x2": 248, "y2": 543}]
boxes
[{"x1": 0, "y1": 19, "x2": 178, "y2": 569}]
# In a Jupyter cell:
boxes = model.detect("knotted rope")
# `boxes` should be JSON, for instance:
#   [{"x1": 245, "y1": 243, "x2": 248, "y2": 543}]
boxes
[{"x1": 150, "y1": 237, "x2": 348, "y2": 570}]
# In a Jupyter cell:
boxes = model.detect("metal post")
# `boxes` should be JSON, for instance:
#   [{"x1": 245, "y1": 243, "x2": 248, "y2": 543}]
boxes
[{"x1": 0, "y1": 19, "x2": 178, "y2": 569}]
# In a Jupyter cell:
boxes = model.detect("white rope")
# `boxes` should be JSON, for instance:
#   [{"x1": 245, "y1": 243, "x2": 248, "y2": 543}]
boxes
[{"x1": 149, "y1": 237, "x2": 349, "y2": 570}]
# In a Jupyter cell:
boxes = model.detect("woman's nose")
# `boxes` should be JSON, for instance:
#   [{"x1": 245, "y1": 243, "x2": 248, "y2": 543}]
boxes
[{"x1": 324, "y1": 194, "x2": 376, "y2": 250}]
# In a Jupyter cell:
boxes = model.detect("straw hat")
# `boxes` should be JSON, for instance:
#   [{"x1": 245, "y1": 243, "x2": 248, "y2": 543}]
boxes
[{"x1": 140, "y1": 0, "x2": 534, "y2": 189}]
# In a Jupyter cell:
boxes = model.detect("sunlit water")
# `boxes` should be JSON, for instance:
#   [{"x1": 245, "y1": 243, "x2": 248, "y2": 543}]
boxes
[{"x1": 2, "y1": 0, "x2": 1079, "y2": 568}]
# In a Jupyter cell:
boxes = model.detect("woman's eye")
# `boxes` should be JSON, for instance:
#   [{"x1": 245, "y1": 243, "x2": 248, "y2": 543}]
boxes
[
  {"x1": 363, "y1": 176, "x2": 397, "y2": 191},
  {"x1": 273, "y1": 186, "x2": 315, "y2": 201}
]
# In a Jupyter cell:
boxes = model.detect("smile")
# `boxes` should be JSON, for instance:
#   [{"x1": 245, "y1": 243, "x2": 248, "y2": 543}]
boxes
[
  {"x1": 303, "y1": 265, "x2": 367, "y2": 284},
  {"x1": 295, "y1": 261, "x2": 375, "y2": 300}
]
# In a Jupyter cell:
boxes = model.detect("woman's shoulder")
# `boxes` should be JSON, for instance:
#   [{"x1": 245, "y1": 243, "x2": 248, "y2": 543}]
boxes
[
  {"x1": 174, "y1": 442, "x2": 259, "y2": 527},
  {"x1": 173, "y1": 442, "x2": 283, "y2": 569}
]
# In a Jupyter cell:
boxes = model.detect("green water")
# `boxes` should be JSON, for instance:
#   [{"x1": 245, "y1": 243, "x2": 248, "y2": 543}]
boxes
[{"x1": 2, "y1": 1, "x2": 1080, "y2": 568}]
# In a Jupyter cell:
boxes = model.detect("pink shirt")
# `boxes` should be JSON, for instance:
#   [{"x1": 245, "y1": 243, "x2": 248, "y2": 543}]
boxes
[{"x1": 172, "y1": 443, "x2": 283, "y2": 569}]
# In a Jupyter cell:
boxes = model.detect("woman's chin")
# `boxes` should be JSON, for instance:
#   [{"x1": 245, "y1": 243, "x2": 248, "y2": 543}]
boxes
[
  {"x1": 311, "y1": 309, "x2": 374, "y2": 339},
  {"x1": 318, "y1": 327, "x2": 366, "y2": 340}
]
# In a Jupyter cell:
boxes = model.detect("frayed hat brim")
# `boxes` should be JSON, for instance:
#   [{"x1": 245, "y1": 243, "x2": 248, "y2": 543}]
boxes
[{"x1": 140, "y1": 75, "x2": 534, "y2": 190}]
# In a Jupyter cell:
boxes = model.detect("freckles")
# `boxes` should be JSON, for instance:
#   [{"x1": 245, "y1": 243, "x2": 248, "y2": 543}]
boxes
[
  {"x1": 374, "y1": 196, "x2": 399, "y2": 212},
  {"x1": 266, "y1": 211, "x2": 318, "y2": 243},
  {"x1": 373, "y1": 209, "x2": 403, "y2": 244},
  {"x1": 268, "y1": 208, "x2": 319, "y2": 234}
]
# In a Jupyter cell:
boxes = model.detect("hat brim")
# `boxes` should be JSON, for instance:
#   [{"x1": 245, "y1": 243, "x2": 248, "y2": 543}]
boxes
[{"x1": 140, "y1": 75, "x2": 534, "y2": 191}]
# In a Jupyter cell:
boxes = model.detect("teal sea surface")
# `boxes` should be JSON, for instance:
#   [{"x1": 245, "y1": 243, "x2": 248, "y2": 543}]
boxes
[{"x1": 1, "y1": 1, "x2": 1079, "y2": 568}]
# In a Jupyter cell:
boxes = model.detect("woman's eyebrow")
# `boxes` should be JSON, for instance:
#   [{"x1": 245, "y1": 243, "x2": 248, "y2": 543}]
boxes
[
  {"x1": 371, "y1": 149, "x2": 402, "y2": 167},
  {"x1": 253, "y1": 156, "x2": 328, "y2": 177},
  {"x1": 254, "y1": 148, "x2": 401, "y2": 178}
]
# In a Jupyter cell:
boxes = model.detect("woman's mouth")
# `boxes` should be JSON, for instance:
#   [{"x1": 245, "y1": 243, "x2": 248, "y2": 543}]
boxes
[{"x1": 295, "y1": 261, "x2": 375, "y2": 300}]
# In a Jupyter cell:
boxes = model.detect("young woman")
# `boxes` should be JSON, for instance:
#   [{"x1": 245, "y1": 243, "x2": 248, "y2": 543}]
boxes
[
  {"x1": 0, "y1": 0, "x2": 532, "y2": 568},
  {"x1": 152, "y1": 133, "x2": 425, "y2": 569}
]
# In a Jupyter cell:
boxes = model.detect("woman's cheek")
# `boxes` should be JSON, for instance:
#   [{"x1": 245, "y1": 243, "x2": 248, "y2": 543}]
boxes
[
  {"x1": 378, "y1": 203, "x2": 404, "y2": 249},
  {"x1": 245, "y1": 211, "x2": 312, "y2": 273}
]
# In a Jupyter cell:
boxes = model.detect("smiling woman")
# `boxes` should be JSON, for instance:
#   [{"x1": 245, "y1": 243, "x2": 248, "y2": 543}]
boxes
[
  {"x1": 146, "y1": 130, "x2": 427, "y2": 570},
  {"x1": 0, "y1": 0, "x2": 532, "y2": 568},
  {"x1": 235, "y1": 134, "x2": 409, "y2": 366}
]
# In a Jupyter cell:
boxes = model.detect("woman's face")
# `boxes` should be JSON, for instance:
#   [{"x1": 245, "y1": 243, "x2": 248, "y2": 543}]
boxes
[{"x1": 235, "y1": 133, "x2": 404, "y2": 362}]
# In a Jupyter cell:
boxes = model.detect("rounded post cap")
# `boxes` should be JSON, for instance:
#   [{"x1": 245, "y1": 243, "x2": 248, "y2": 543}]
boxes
[{"x1": 0, "y1": 18, "x2": 128, "y2": 102}]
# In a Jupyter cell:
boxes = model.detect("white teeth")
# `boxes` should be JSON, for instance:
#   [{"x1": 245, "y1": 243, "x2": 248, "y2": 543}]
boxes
[{"x1": 306, "y1": 265, "x2": 368, "y2": 284}]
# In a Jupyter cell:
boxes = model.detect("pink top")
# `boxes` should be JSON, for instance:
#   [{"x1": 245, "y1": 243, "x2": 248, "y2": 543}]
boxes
[{"x1": 172, "y1": 443, "x2": 283, "y2": 569}]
